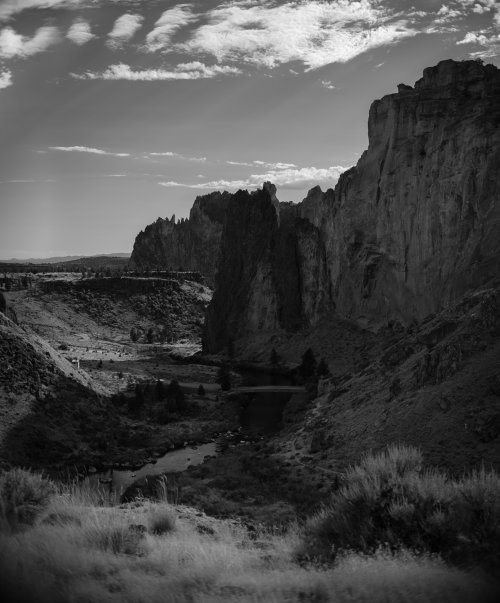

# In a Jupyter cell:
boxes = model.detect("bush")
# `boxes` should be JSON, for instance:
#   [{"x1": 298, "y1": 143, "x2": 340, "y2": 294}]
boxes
[
  {"x1": 298, "y1": 445, "x2": 500, "y2": 570},
  {"x1": 147, "y1": 505, "x2": 177, "y2": 535},
  {"x1": 0, "y1": 468, "x2": 55, "y2": 530}
]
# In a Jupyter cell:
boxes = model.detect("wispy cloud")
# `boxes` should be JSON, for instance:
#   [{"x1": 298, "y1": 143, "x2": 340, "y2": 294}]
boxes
[
  {"x1": 181, "y1": 1, "x2": 417, "y2": 70},
  {"x1": 148, "y1": 151, "x2": 180, "y2": 157},
  {"x1": 0, "y1": 69, "x2": 12, "y2": 89},
  {"x1": 457, "y1": 28, "x2": 500, "y2": 58},
  {"x1": 0, "y1": 0, "x2": 84, "y2": 21},
  {"x1": 159, "y1": 165, "x2": 347, "y2": 191},
  {"x1": 226, "y1": 160, "x2": 253, "y2": 167},
  {"x1": 321, "y1": 80, "x2": 336, "y2": 90},
  {"x1": 0, "y1": 25, "x2": 60, "y2": 58},
  {"x1": 147, "y1": 151, "x2": 207, "y2": 162},
  {"x1": 227, "y1": 159, "x2": 297, "y2": 169},
  {"x1": 106, "y1": 13, "x2": 143, "y2": 49},
  {"x1": 252, "y1": 160, "x2": 297, "y2": 169},
  {"x1": 0, "y1": 178, "x2": 56, "y2": 183},
  {"x1": 66, "y1": 18, "x2": 94, "y2": 46},
  {"x1": 48, "y1": 146, "x2": 130, "y2": 157},
  {"x1": 144, "y1": 4, "x2": 196, "y2": 52},
  {"x1": 71, "y1": 61, "x2": 241, "y2": 81}
]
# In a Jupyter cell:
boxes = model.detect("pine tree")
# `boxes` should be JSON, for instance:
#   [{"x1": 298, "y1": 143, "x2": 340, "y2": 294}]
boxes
[
  {"x1": 216, "y1": 362, "x2": 232, "y2": 391},
  {"x1": 270, "y1": 347, "x2": 280, "y2": 365},
  {"x1": 156, "y1": 379, "x2": 165, "y2": 401},
  {"x1": 166, "y1": 380, "x2": 185, "y2": 411},
  {"x1": 299, "y1": 348, "x2": 317, "y2": 378},
  {"x1": 317, "y1": 357, "x2": 330, "y2": 377}
]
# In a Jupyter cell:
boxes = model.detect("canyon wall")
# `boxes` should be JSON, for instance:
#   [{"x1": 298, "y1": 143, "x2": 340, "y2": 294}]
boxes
[
  {"x1": 130, "y1": 191, "x2": 231, "y2": 283},
  {"x1": 203, "y1": 183, "x2": 331, "y2": 352},
  {"x1": 204, "y1": 60, "x2": 500, "y2": 352}
]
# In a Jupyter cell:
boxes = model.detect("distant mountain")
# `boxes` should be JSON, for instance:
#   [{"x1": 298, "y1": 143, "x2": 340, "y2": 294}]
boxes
[{"x1": 2, "y1": 253, "x2": 130, "y2": 264}]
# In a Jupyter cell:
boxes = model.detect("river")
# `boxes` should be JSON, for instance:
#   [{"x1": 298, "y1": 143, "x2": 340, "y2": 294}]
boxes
[{"x1": 84, "y1": 442, "x2": 217, "y2": 497}]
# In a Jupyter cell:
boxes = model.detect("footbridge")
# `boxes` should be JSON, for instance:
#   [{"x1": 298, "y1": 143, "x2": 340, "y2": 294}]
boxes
[{"x1": 227, "y1": 386, "x2": 306, "y2": 398}]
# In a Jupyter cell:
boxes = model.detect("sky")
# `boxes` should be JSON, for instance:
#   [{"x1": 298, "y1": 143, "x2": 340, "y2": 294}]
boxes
[{"x1": 0, "y1": 0, "x2": 499, "y2": 259}]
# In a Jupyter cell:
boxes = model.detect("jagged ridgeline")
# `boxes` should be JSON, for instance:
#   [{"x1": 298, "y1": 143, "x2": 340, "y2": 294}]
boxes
[
  {"x1": 130, "y1": 191, "x2": 231, "y2": 283},
  {"x1": 131, "y1": 60, "x2": 500, "y2": 354}
]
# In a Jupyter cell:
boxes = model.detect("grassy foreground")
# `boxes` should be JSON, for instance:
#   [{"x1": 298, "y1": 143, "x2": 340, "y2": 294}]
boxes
[{"x1": 1, "y1": 447, "x2": 500, "y2": 603}]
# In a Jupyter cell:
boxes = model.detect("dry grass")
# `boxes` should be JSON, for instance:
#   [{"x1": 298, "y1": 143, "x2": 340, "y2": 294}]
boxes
[{"x1": 1, "y1": 465, "x2": 499, "y2": 603}]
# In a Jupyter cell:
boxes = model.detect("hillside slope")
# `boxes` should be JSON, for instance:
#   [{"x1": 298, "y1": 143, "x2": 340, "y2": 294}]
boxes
[
  {"x1": 274, "y1": 284, "x2": 500, "y2": 474},
  {"x1": 0, "y1": 312, "x2": 115, "y2": 468}
]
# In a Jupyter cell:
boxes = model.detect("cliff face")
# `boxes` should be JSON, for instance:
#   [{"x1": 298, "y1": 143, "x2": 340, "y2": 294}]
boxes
[
  {"x1": 312, "y1": 59, "x2": 500, "y2": 327},
  {"x1": 204, "y1": 60, "x2": 500, "y2": 352},
  {"x1": 203, "y1": 183, "x2": 330, "y2": 352},
  {"x1": 130, "y1": 191, "x2": 231, "y2": 282}
]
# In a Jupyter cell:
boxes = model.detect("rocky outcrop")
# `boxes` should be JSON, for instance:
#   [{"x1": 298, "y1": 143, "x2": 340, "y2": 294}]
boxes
[
  {"x1": 130, "y1": 191, "x2": 231, "y2": 283},
  {"x1": 204, "y1": 60, "x2": 500, "y2": 351},
  {"x1": 203, "y1": 183, "x2": 331, "y2": 352}
]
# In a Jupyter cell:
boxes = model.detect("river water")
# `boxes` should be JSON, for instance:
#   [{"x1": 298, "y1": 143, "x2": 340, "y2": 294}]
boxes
[
  {"x1": 85, "y1": 368, "x2": 296, "y2": 496},
  {"x1": 84, "y1": 442, "x2": 217, "y2": 497}
]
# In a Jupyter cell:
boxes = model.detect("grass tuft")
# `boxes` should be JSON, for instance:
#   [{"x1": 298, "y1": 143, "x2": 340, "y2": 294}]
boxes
[
  {"x1": 0, "y1": 468, "x2": 55, "y2": 531},
  {"x1": 147, "y1": 504, "x2": 177, "y2": 535}
]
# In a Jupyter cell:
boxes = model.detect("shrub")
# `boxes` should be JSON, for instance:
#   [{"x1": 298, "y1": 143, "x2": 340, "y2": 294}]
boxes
[
  {"x1": 147, "y1": 505, "x2": 177, "y2": 535},
  {"x1": 298, "y1": 445, "x2": 500, "y2": 570},
  {"x1": 0, "y1": 468, "x2": 55, "y2": 530}
]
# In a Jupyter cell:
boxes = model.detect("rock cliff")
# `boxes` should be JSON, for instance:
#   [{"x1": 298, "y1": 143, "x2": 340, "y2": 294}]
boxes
[
  {"x1": 130, "y1": 191, "x2": 231, "y2": 283},
  {"x1": 203, "y1": 183, "x2": 330, "y2": 352},
  {"x1": 204, "y1": 60, "x2": 500, "y2": 352}
]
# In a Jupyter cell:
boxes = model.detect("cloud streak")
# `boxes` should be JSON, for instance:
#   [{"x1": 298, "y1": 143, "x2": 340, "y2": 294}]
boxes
[
  {"x1": 159, "y1": 165, "x2": 348, "y2": 191},
  {"x1": 226, "y1": 159, "x2": 297, "y2": 169},
  {"x1": 71, "y1": 61, "x2": 241, "y2": 81},
  {"x1": 0, "y1": 0, "x2": 85, "y2": 21},
  {"x1": 148, "y1": 150, "x2": 207, "y2": 161},
  {"x1": 48, "y1": 146, "x2": 130, "y2": 157}
]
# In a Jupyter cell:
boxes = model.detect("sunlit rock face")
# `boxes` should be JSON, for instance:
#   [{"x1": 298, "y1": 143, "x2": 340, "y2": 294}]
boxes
[
  {"x1": 203, "y1": 60, "x2": 500, "y2": 351},
  {"x1": 130, "y1": 191, "x2": 231, "y2": 283}
]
